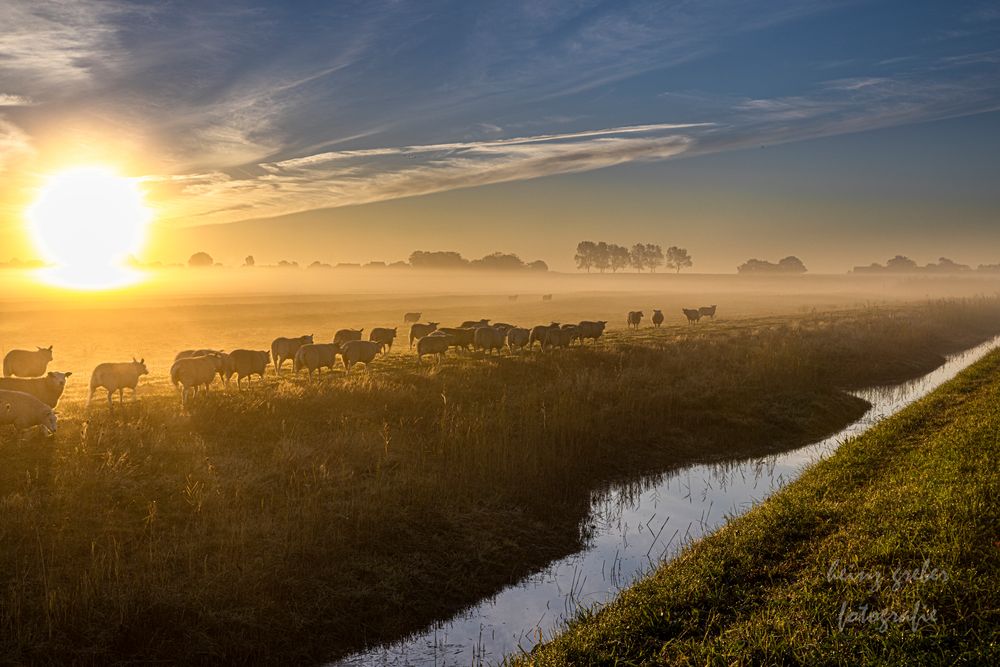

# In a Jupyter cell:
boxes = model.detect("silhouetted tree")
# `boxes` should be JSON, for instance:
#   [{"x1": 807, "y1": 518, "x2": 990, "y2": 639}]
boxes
[
  {"x1": 609, "y1": 244, "x2": 630, "y2": 272},
  {"x1": 527, "y1": 259, "x2": 549, "y2": 271},
  {"x1": 778, "y1": 256, "x2": 807, "y2": 273},
  {"x1": 629, "y1": 244, "x2": 647, "y2": 272},
  {"x1": 575, "y1": 241, "x2": 597, "y2": 272},
  {"x1": 926, "y1": 257, "x2": 970, "y2": 273},
  {"x1": 665, "y1": 246, "x2": 693, "y2": 273},
  {"x1": 409, "y1": 250, "x2": 469, "y2": 269},
  {"x1": 593, "y1": 242, "x2": 611, "y2": 272},
  {"x1": 188, "y1": 252, "x2": 214, "y2": 267},
  {"x1": 471, "y1": 252, "x2": 526, "y2": 270},
  {"x1": 886, "y1": 255, "x2": 917, "y2": 272},
  {"x1": 277, "y1": 260, "x2": 299, "y2": 268},
  {"x1": 738, "y1": 256, "x2": 807, "y2": 274},
  {"x1": 244, "y1": 255, "x2": 255, "y2": 267},
  {"x1": 308, "y1": 261, "x2": 332, "y2": 269},
  {"x1": 645, "y1": 244, "x2": 664, "y2": 272}
]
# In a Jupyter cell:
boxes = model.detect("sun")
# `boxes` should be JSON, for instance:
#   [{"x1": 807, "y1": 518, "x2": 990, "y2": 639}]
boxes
[{"x1": 27, "y1": 166, "x2": 152, "y2": 289}]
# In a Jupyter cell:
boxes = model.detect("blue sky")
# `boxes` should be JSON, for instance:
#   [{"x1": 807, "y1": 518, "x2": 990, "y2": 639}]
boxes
[{"x1": 1, "y1": 0, "x2": 998, "y2": 269}]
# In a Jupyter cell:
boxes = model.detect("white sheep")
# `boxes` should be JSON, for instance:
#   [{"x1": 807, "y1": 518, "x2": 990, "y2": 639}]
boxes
[
  {"x1": 89, "y1": 359, "x2": 149, "y2": 407},
  {"x1": 0, "y1": 389, "x2": 57, "y2": 437},
  {"x1": 0, "y1": 371, "x2": 72, "y2": 408}
]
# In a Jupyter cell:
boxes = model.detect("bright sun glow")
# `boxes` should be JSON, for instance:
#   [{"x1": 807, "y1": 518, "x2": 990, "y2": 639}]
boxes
[{"x1": 27, "y1": 166, "x2": 152, "y2": 289}]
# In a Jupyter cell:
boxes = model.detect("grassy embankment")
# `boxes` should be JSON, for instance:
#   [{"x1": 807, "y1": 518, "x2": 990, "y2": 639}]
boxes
[
  {"x1": 1, "y1": 299, "x2": 999, "y2": 663},
  {"x1": 521, "y1": 335, "x2": 1000, "y2": 665}
]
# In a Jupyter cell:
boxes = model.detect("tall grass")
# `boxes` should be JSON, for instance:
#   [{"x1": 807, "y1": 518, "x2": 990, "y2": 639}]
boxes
[{"x1": 2, "y1": 298, "x2": 1000, "y2": 663}]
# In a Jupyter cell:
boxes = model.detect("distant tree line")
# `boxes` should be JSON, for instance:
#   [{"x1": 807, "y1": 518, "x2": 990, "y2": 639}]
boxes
[
  {"x1": 179, "y1": 251, "x2": 549, "y2": 271},
  {"x1": 852, "y1": 255, "x2": 998, "y2": 274},
  {"x1": 737, "y1": 256, "x2": 808, "y2": 274},
  {"x1": 574, "y1": 241, "x2": 693, "y2": 273}
]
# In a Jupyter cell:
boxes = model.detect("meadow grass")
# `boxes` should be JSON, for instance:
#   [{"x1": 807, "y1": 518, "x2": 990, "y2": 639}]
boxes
[
  {"x1": 518, "y1": 327, "x2": 1000, "y2": 666},
  {"x1": 1, "y1": 298, "x2": 1000, "y2": 663}
]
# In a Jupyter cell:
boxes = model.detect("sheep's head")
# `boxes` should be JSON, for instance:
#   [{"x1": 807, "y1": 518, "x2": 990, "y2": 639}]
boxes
[
  {"x1": 133, "y1": 358, "x2": 149, "y2": 375},
  {"x1": 47, "y1": 371, "x2": 72, "y2": 390},
  {"x1": 37, "y1": 345, "x2": 54, "y2": 362}
]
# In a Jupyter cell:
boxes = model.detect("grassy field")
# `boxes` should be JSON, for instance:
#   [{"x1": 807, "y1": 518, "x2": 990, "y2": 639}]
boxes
[
  {"x1": 519, "y1": 337, "x2": 1000, "y2": 665},
  {"x1": 2, "y1": 296, "x2": 1000, "y2": 663}
]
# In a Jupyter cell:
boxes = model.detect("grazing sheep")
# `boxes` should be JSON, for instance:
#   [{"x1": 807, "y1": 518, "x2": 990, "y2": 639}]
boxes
[
  {"x1": 699, "y1": 305, "x2": 717, "y2": 319},
  {"x1": 403, "y1": 312, "x2": 422, "y2": 324},
  {"x1": 460, "y1": 319, "x2": 491, "y2": 329},
  {"x1": 505, "y1": 327, "x2": 530, "y2": 352},
  {"x1": 541, "y1": 294, "x2": 553, "y2": 301},
  {"x1": 170, "y1": 355, "x2": 222, "y2": 406},
  {"x1": 682, "y1": 308, "x2": 702, "y2": 324},
  {"x1": 333, "y1": 328, "x2": 364, "y2": 345},
  {"x1": 340, "y1": 340, "x2": 384, "y2": 371},
  {"x1": 369, "y1": 327, "x2": 398, "y2": 352},
  {"x1": 528, "y1": 323, "x2": 560, "y2": 349},
  {"x1": 0, "y1": 371, "x2": 72, "y2": 408},
  {"x1": 271, "y1": 335, "x2": 314, "y2": 373},
  {"x1": 416, "y1": 334, "x2": 452, "y2": 362},
  {"x1": 0, "y1": 389, "x2": 57, "y2": 437},
  {"x1": 409, "y1": 322, "x2": 439, "y2": 348},
  {"x1": 544, "y1": 326, "x2": 578, "y2": 349},
  {"x1": 627, "y1": 311, "x2": 643, "y2": 329},
  {"x1": 226, "y1": 349, "x2": 270, "y2": 389},
  {"x1": 3, "y1": 346, "x2": 53, "y2": 378},
  {"x1": 175, "y1": 350, "x2": 230, "y2": 384},
  {"x1": 576, "y1": 321, "x2": 608, "y2": 344},
  {"x1": 652, "y1": 310, "x2": 664, "y2": 328},
  {"x1": 437, "y1": 327, "x2": 476, "y2": 351},
  {"x1": 474, "y1": 326, "x2": 505, "y2": 355},
  {"x1": 88, "y1": 358, "x2": 149, "y2": 407},
  {"x1": 293, "y1": 343, "x2": 340, "y2": 379}
]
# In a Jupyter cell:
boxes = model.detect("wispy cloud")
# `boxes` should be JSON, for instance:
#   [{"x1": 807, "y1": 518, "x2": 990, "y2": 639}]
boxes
[{"x1": 150, "y1": 124, "x2": 700, "y2": 224}]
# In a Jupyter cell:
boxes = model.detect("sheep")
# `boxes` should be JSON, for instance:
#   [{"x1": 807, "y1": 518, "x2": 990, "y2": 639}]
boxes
[
  {"x1": 416, "y1": 334, "x2": 452, "y2": 362},
  {"x1": 170, "y1": 355, "x2": 222, "y2": 406},
  {"x1": 3, "y1": 346, "x2": 53, "y2": 377},
  {"x1": 226, "y1": 349, "x2": 270, "y2": 389},
  {"x1": 293, "y1": 343, "x2": 340, "y2": 379},
  {"x1": 88, "y1": 358, "x2": 149, "y2": 407},
  {"x1": 492, "y1": 322, "x2": 515, "y2": 339},
  {"x1": 699, "y1": 305, "x2": 717, "y2": 319},
  {"x1": 544, "y1": 326, "x2": 578, "y2": 349},
  {"x1": 340, "y1": 340, "x2": 384, "y2": 371},
  {"x1": 460, "y1": 319, "x2": 491, "y2": 329},
  {"x1": 576, "y1": 321, "x2": 607, "y2": 344},
  {"x1": 682, "y1": 308, "x2": 702, "y2": 324},
  {"x1": 528, "y1": 323, "x2": 560, "y2": 349},
  {"x1": 271, "y1": 335, "x2": 314, "y2": 373},
  {"x1": 409, "y1": 322, "x2": 439, "y2": 348},
  {"x1": 542, "y1": 294, "x2": 553, "y2": 301},
  {"x1": 627, "y1": 311, "x2": 643, "y2": 329},
  {"x1": 175, "y1": 350, "x2": 230, "y2": 384},
  {"x1": 436, "y1": 327, "x2": 476, "y2": 351},
  {"x1": 652, "y1": 310, "x2": 664, "y2": 328},
  {"x1": 403, "y1": 312, "x2": 422, "y2": 324},
  {"x1": 0, "y1": 389, "x2": 57, "y2": 438},
  {"x1": 474, "y1": 326, "x2": 505, "y2": 356},
  {"x1": 505, "y1": 327, "x2": 530, "y2": 352},
  {"x1": 333, "y1": 328, "x2": 364, "y2": 345},
  {"x1": 0, "y1": 371, "x2": 72, "y2": 408},
  {"x1": 369, "y1": 327, "x2": 398, "y2": 352},
  {"x1": 174, "y1": 348, "x2": 222, "y2": 362}
]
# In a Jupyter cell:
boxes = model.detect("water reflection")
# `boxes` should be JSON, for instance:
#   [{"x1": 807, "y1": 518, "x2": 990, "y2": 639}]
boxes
[{"x1": 335, "y1": 337, "x2": 999, "y2": 666}]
